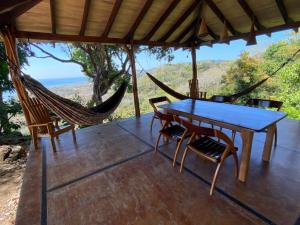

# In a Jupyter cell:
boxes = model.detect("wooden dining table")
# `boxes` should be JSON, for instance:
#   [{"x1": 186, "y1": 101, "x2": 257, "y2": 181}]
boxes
[{"x1": 159, "y1": 99, "x2": 287, "y2": 182}]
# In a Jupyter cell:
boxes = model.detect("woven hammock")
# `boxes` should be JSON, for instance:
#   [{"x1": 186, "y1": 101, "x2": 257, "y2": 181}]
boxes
[
  {"x1": 147, "y1": 72, "x2": 268, "y2": 102},
  {"x1": 21, "y1": 75, "x2": 128, "y2": 125},
  {"x1": 147, "y1": 48, "x2": 300, "y2": 102}
]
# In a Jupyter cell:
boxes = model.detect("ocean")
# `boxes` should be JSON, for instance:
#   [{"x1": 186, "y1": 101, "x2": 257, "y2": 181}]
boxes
[{"x1": 3, "y1": 76, "x2": 90, "y2": 100}]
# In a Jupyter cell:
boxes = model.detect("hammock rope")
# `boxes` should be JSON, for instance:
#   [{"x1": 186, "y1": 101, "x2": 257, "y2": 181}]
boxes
[
  {"x1": 146, "y1": 48, "x2": 300, "y2": 101},
  {"x1": 0, "y1": 53, "x2": 129, "y2": 125}
]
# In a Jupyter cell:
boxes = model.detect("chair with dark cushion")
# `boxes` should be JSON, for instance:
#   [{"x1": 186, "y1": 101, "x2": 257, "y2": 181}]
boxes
[
  {"x1": 149, "y1": 96, "x2": 171, "y2": 131},
  {"x1": 175, "y1": 116, "x2": 239, "y2": 195},
  {"x1": 154, "y1": 111, "x2": 190, "y2": 166},
  {"x1": 246, "y1": 98, "x2": 283, "y2": 147},
  {"x1": 209, "y1": 95, "x2": 236, "y2": 141}
]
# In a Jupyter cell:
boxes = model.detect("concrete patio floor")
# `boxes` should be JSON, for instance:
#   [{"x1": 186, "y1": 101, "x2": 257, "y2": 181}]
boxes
[{"x1": 16, "y1": 113, "x2": 300, "y2": 225}]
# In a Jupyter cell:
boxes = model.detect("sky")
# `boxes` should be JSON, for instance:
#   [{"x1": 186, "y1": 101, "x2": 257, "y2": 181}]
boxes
[{"x1": 23, "y1": 30, "x2": 295, "y2": 80}]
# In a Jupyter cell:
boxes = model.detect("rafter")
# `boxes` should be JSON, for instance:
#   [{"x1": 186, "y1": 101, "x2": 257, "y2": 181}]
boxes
[
  {"x1": 159, "y1": 0, "x2": 200, "y2": 42},
  {"x1": 174, "y1": 18, "x2": 198, "y2": 43},
  {"x1": 79, "y1": 0, "x2": 91, "y2": 36},
  {"x1": 102, "y1": 0, "x2": 123, "y2": 38},
  {"x1": 0, "y1": 0, "x2": 42, "y2": 24},
  {"x1": 50, "y1": 0, "x2": 56, "y2": 34},
  {"x1": 237, "y1": 0, "x2": 264, "y2": 30},
  {"x1": 275, "y1": 0, "x2": 292, "y2": 24},
  {"x1": 124, "y1": 0, "x2": 154, "y2": 40},
  {"x1": 142, "y1": 0, "x2": 180, "y2": 41},
  {"x1": 192, "y1": 2, "x2": 203, "y2": 40},
  {"x1": 204, "y1": 0, "x2": 238, "y2": 35},
  {"x1": 0, "y1": 0, "x2": 28, "y2": 13},
  {"x1": 198, "y1": 20, "x2": 300, "y2": 47}
]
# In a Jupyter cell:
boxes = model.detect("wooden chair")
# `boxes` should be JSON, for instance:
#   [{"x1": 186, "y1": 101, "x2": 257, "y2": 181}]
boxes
[
  {"x1": 149, "y1": 96, "x2": 171, "y2": 131},
  {"x1": 154, "y1": 111, "x2": 190, "y2": 166},
  {"x1": 245, "y1": 98, "x2": 283, "y2": 147},
  {"x1": 23, "y1": 97, "x2": 76, "y2": 151},
  {"x1": 210, "y1": 95, "x2": 235, "y2": 103},
  {"x1": 175, "y1": 116, "x2": 239, "y2": 195},
  {"x1": 210, "y1": 95, "x2": 236, "y2": 141}
]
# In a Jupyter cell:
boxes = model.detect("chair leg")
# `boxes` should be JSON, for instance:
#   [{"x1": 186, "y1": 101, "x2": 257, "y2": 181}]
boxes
[
  {"x1": 150, "y1": 116, "x2": 155, "y2": 131},
  {"x1": 72, "y1": 127, "x2": 77, "y2": 142},
  {"x1": 232, "y1": 131, "x2": 236, "y2": 142},
  {"x1": 154, "y1": 133, "x2": 162, "y2": 153},
  {"x1": 274, "y1": 126, "x2": 278, "y2": 147},
  {"x1": 31, "y1": 127, "x2": 39, "y2": 150},
  {"x1": 50, "y1": 136, "x2": 56, "y2": 152},
  {"x1": 210, "y1": 162, "x2": 222, "y2": 196},
  {"x1": 232, "y1": 153, "x2": 239, "y2": 178},
  {"x1": 179, "y1": 147, "x2": 189, "y2": 173},
  {"x1": 47, "y1": 125, "x2": 56, "y2": 152},
  {"x1": 172, "y1": 138, "x2": 185, "y2": 167}
]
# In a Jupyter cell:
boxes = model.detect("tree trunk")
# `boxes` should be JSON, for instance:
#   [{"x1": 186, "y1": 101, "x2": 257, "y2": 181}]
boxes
[{"x1": 93, "y1": 73, "x2": 103, "y2": 105}]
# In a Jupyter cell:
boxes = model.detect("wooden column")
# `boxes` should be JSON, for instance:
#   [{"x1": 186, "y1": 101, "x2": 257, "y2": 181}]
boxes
[
  {"x1": 190, "y1": 45, "x2": 198, "y2": 98},
  {"x1": 0, "y1": 25, "x2": 31, "y2": 126},
  {"x1": 127, "y1": 44, "x2": 141, "y2": 117}
]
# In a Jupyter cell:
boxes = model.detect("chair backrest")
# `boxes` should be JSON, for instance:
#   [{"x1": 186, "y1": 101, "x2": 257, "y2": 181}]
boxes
[
  {"x1": 154, "y1": 111, "x2": 174, "y2": 123},
  {"x1": 149, "y1": 96, "x2": 171, "y2": 112},
  {"x1": 23, "y1": 97, "x2": 52, "y2": 125},
  {"x1": 210, "y1": 95, "x2": 235, "y2": 103},
  {"x1": 173, "y1": 115, "x2": 234, "y2": 149},
  {"x1": 246, "y1": 98, "x2": 283, "y2": 111}
]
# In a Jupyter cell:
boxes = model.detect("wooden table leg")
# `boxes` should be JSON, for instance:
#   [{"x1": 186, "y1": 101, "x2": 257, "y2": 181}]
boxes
[
  {"x1": 239, "y1": 130, "x2": 254, "y2": 182},
  {"x1": 262, "y1": 124, "x2": 276, "y2": 162}
]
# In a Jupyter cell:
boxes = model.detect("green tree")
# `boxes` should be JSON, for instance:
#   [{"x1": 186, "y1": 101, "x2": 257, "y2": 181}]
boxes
[
  {"x1": 220, "y1": 52, "x2": 266, "y2": 103},
  {"x1": 263, "y1": 35, "x2": 300, "y2": 119},
  {"x1": 0, "y1": 43, "x2": 30, "y2": 135},
  {"x1": 31, "y1": 43, "x2": 173, "y2": 105}
]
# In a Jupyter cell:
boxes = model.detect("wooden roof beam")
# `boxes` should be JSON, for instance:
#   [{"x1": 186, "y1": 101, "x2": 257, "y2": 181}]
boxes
[
  {"x1": 0, "y1": 0, "x2": 42, "y2": 25},
  {"x1": 159, "y1": 0, "x2": 200, "y2": 42},
  {"x1": 142, "y1": 0, "x2": 180, "y2": 41},
  {"x1": 102, "y1": 0, "x2": 123, "y2": 38},
  {"x1": 237, "y1": 0, "x2": 265, "y2": 30},
  {"x1": 275, "y1": 0, "x2": 293, "y2": 24},
  {"x1": 0, "y1": 0, "x2": 28, "y2": 13},
  {"x1": 124, "y1": 0, "x2": 154, "y2": 40},
  {"x1": 198, "y1": 20, "x2": 300, "y2": 46},
  {"x1": 204, "y1": 0, "x2": 238, "y2": 35},
  {"x1": 15, "y1": 30, "x2": 190, "y2": 48},
  {"x1": 50, "y1": 0, "x2": 56, "y2": 34},
  {"x1": 79, "y1": 0, "x2": 91, "y2": 36}
]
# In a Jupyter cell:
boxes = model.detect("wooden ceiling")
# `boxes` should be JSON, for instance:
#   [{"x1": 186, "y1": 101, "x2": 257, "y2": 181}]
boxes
[{"x1": 1, "y1": 0, "x2": 300, "y2": 47}]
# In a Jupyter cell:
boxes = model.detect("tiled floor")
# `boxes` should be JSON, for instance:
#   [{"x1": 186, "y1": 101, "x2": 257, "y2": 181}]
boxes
[{"x1": 16, "y1": 113, "x2": 300, "y2": 225}]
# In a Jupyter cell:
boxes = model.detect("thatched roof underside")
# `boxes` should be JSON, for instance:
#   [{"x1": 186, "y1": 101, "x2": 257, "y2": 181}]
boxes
[{"x1": 1, "y1": 0, "x2": 300, "y2": 47}]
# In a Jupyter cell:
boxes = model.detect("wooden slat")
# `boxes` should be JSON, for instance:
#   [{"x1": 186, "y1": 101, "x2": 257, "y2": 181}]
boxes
[
  {"x1": 0, "y1": 0, "x2": 42, "y2": 24},
  {"x1": 275, "y1": 0, "x2": 293, "y2": 24},
  {"x1": 173, "y1": 18, "x2": 197, "y2": 43},
  {"x1": 124, "y1": 0, "x2": 154, "y2": 40},
  {"x1": 79, "y1": 0, "x2": 91, "y2": 36},
  {"x1": 159, "y1": 0, "x2": 200, "y2": 42},
  {"x1": 193, "y1": 2, "x2": 203, "y2": 39},
  {"x1": 101, "y1": 0, "x2": 123, "y2": 38},
  {"x1": 237, "y1": 0, "x2": 264, "y2": 30},
  {"x1": 204, "y1": 0, "x2": 238, "y2": 35},
  {"x1": 142, "y1": 0, "x2": 180, "y2": 41},
  {"x1": 50, "y1": 0, "x2": 56, "y2": 34}
]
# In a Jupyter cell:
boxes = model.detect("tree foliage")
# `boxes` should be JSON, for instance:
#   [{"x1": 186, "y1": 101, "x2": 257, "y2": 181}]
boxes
[
  {"x1": 0, "y1": 42, "x2": 30, "y2": 135},
  {"x1": 220, "y1": 32, "x2": 300, "y2": 119}
]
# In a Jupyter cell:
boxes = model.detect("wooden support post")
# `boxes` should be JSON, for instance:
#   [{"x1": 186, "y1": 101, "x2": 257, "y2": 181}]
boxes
[
  {"x1": 127, "y1": 44, "x2": 141, "y2": 117},
  {"x1": 190, "y1": 45, "x2": 198, "y2": 98},
  {"x1": 0, "y1": 25, "x2": 31, "y2": 126}
]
